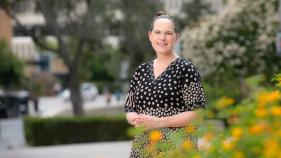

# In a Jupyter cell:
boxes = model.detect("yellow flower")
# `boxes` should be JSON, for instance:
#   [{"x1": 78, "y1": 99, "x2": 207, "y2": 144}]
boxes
[
  {"x1": 231, "y1": 127, "x2": 243, "y2": 139},
  {"x1": 277, "y1": 129, "x2": 281, "y2": 137},
  {"x1": 149, "y1": 130, "x2": 162, "y2": 142},
  {"x1": 193, "y1": 155, "x2": 201, "y2": 158},
  {"x1": 249, "y1": 123, "x2": 267, "y2": 134},
  {"x1": 264, "y1": 138, "x2": 280, "y2": 158},
  {"x1": 271, "y1": 106, "x2": 281, "y2": 117},
  {"x1": 227, "y1": 115, "x2": 238, "y2": 125},
  {"x1": 216, "y1": 96, "x2": 235, "y2": 109},
  {"x1": 255, "y1": 108, "x2": 267, "y2": 117},
  {"x1": 222, "y1": 139, "x2": 235, "y2": 151},
  {"x1": 233, "y1": 151, "x2": 245, "y2": 158},
  {"x1": 202, "y1": 132, "x2": 214, "y2": 141},
  {"x1": 185, "y1": 125, "x2": 197, "y2": 134},
  {"x1": 182, "y1": 140, "x2": 194, "y2": 151},
  {"x1": 258, "y1": 91, "x2": 281, "y2": 107}
]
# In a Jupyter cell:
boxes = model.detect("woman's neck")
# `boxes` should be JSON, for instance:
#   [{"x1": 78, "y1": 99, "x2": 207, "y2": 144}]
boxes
[{"x1": 155, "y1": 52, "x2": 179, "y2": 63}]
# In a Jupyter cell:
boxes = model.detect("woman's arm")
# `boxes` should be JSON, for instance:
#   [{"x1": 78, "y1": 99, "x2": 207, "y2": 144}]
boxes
[
  {"x1": 126, "y1": 112, "x2": 144, "y2": 126},
  {"x1": 138, "y1": 111, "x2": 200, "y2": 129}
]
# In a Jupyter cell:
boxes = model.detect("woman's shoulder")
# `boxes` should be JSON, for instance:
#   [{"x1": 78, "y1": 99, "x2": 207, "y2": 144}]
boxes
[
  {"x1": 133, "y1": 62, "x2": 151, "y2": 75},
  {"x1": 178, "y1": 57, "x2": 202, "y2": 81},
  {"x1": 178, "y1": 57, "x2": 197, "y2": 69},
  {"x1": 136, "y1": 62, "x2": 150, "y2": 70}
]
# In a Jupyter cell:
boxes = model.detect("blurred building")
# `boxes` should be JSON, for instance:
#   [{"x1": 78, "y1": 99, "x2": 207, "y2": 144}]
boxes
[
  {"x1": 7, "y1": 0, "x2": 68, "y2": 80},
  {"x1": 0, "y1": 8, "x2": 13, "y2": 45},
  {"x1": 11, "y1": 36, "x2": 39, "y2": 77}
]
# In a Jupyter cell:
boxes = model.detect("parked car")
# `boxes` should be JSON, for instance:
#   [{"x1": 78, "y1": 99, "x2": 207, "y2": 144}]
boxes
[
  {"x1": 60, "y1": 83, "x2": 98, "y2": 101},
  {"x1": 0, "y1": 89, "x2": 30, "y2": 118}
]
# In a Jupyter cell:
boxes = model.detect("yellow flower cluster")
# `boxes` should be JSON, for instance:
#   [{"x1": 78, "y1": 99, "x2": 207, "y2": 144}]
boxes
[
  {"x1": 233, "y1": 151, "x2": 245, "y2": 158},
  {"x1": 258, "y1": 91, "x2": 281, "y2": 107},
  {"x1": 185, "y1": 125, "x2": 197, "y2": 134},
  {"x1": 149, "y1": 130, "x2": 162, "y2": 142},
  {"x1": 249, "y1": 122, "x2": 268, "y2": 134},
  {"x1": 216, "y1": 96, "x2": 235, "y2": 109},
  {"x1": 182, "y1": 140, "x2": 194, "y2": 151},
  {"x1": 231, "y1": 127, "x2": 243, "y2": 139},
  {"x1": 139, "y1": 74, "x2": 281, "y2": 158},
  {"x1": 271, "y1": 106, "x2": 281, "y2": 117},
  {"x1": 263, "y1": 138, "x2": 280, "y2": 158},
  {"x1": 222, "y1": 138, "x2": 236, "y2": 151}
]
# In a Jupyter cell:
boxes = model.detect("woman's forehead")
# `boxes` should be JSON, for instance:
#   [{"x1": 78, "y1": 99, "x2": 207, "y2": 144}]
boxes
[{"x1": 153, "y1": 18, "x2": 175, "y2": 31}]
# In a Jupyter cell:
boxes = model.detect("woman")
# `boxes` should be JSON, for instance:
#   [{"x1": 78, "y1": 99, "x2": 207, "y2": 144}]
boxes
[{"x1": 125, "y1": 11, "x2": 206, "y2": 158}]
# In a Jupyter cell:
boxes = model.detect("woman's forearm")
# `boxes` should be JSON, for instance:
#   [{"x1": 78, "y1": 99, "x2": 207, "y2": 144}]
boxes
[{"x1": 157, "y1": 111, "x2": 199, "y2": 128}]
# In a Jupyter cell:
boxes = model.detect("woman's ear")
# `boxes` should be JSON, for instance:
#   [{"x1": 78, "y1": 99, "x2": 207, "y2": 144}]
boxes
[
  {"x1": 176, "y1": 33, "x2": 180, "y2": 41},
  {"x1": 148, "y1": 31, "x2": 152, "y2": 41}
]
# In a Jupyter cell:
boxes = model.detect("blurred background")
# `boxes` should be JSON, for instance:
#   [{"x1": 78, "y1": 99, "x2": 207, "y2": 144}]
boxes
[{"x1": 0, "y1": 0, "x2": 280, "y2": 158}]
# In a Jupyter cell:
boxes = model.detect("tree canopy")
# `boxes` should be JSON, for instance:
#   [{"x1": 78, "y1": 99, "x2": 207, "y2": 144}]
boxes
[{"x1": 0, "y1": 41, "x2": 24, "y2": 90}]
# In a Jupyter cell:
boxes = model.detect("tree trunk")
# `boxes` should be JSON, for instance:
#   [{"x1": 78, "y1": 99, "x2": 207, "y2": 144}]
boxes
[
  {"x1": 239, "y1": 77, "x2": 249, "y2": 100},
  {"x1": 68, "y1": 69, "x2": 84, "y2": 116}
]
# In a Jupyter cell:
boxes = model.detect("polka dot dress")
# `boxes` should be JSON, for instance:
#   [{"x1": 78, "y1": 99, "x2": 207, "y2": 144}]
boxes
[{"x1": 125, "y1": 57, "x2": 206, "y2": 158}]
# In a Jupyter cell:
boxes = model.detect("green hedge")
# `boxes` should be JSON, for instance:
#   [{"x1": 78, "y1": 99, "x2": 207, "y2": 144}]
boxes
[{"x1": 23, "y1": 115, "x2": 131, "y2": 146}]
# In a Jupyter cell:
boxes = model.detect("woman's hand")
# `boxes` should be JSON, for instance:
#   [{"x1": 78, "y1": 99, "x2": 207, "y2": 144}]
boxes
[
  {"x1": 126, "y1": 112, "x2": 144, "y2": 126},
  {"x1": 133, "y1": 111, "x2": 199, "y2": 129},
  {"x1": 135, "y1": 114, "x2": 161, "y2": 129}
]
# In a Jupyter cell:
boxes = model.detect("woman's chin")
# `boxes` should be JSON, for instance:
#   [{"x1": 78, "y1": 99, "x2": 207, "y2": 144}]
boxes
[{"x1": 155, "y1": 50, "x2": 172, "y2": 55}]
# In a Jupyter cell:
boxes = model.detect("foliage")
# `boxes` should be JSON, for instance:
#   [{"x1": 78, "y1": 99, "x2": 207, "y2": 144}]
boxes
[
  {"x1": 27, "y1": 72, "x2": 57, "y2": 96},
  {"x1": 175, "y1": 0, "x2": 212, "y2": 31},
  {"x1": 114, "y1": 0, "x2": 162, "y2": 72},
  {"x1": 31, "y1": 0, "x2": 118, "y2": 115},
  {"x1": 84, "y1": 48, "x2": 117, "y2": 82},
  {"x1": 183, "y1": 0, "x2": 281, "y2": 81},
  {"x1": 24, "y1": 115, "x2": 130, "y2": 146},
  {"x1": 133, "y1": 74, "x2": 281, "y2": 158},
  {"x1": 272, "y1": 74, "x2": 281, "y2": 88},
  {"x1": 0, "y1": 41, "x2": 24, "y2": 90},
  {"x1": 113, "y1": 0, "x2": 211, "y2": 75}
]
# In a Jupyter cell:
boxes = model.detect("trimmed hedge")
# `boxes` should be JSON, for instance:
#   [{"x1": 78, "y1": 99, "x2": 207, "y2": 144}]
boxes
[{"x1": 23, "y1": 115, "x2": 131, "y2": 146}]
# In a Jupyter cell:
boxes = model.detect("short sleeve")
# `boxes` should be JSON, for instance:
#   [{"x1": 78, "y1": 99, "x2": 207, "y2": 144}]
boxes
[
  {"x1": 124, "y1": 69, "x2": 138, "y2": 112},
  {"x1": 181, "y1": 60, "x2": 206, "y2": 111}
]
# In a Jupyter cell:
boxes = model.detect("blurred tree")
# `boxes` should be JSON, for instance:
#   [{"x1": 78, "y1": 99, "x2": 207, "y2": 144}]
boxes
[
  {"x1": 175, "y1": 0, "x2": 212, "y2": 31},
  {"x1": 31, "y1": 0, "x2": 117, "y2": 115},
  {"x1": 114, "y1": 0, "x2": 162, "y2": 74},
  {"x1": 113, "y1": 0, "x2": 210, "y2": 76},
  {"x1": 0, "y1": 0, "x2": 116, "y2": 116},
  {"x1": 84, "y1": 50, "x2": 115, "y2": 82},
  {"x1": 0, "y1": 41, "x2": 24, "y2": 90}
]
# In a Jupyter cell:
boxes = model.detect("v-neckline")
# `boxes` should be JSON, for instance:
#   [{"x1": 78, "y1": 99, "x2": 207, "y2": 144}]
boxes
[{"x1": 150, "y1": 57, "x2": 180, "y2": 80}]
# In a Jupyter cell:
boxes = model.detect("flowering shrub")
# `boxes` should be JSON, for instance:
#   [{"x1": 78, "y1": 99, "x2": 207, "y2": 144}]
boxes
[
  {"x1": 182, "y1": 0, "x2": 280, "y2": 79},
  {"x1": 129, "y1": 74, "x2": 281, "y2": 158}
]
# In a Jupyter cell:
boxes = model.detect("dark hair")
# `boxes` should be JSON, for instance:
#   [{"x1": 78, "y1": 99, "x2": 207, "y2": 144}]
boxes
[{"x1": 150, "y1": 11, "x2": 178, "y2": 33}]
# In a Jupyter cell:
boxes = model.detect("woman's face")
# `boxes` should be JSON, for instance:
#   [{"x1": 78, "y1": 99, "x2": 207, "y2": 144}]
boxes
[{"x1": 148, "y1": 18, "x2": 178, "y2": 55}]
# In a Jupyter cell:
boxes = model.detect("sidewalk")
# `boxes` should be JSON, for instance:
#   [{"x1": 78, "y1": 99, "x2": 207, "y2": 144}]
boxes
[
  {"x1": 0, "y1": 141, "x2": 132, "y2": 158},
  {"x1": 35, "y1": 95, "x2": 125, "y2": 117}
]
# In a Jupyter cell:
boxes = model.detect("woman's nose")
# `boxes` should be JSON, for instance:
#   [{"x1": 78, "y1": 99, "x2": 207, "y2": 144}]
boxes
[{"x1": 159, "y1": 33, "x2": 166, "y2": 40}]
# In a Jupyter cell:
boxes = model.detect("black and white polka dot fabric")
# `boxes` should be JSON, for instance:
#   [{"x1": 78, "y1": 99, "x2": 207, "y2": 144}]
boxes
[{"x1": 125, "y1": 57, "x2": 206, "y2": 158}]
